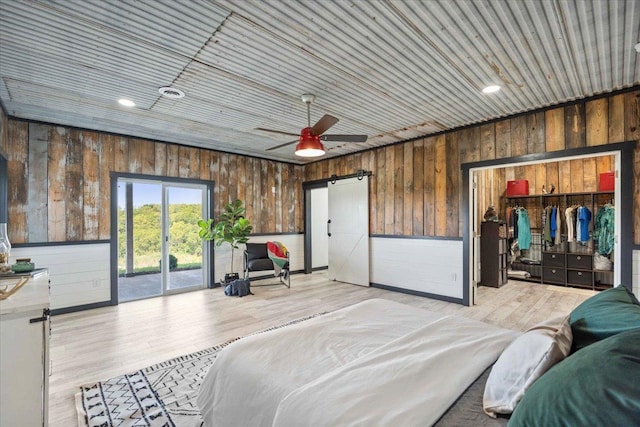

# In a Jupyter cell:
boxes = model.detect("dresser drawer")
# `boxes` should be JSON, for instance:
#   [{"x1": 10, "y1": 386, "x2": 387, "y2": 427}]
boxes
[
  {"x1": 543, "y1": 252, "x2": 565, "y2": 268},
  {"x1": 567, "y1": 253, "x2": 592, "y2": 270},
  {"x1": 567, "y1": 270, "x2": 593, "y2": 286},
  {"x1": 543, "y1": 267, "x2": 565, "y2": 284}
]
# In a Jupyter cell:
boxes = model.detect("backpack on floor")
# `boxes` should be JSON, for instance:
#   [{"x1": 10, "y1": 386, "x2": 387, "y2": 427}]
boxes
[{"x1": 224, "y1": 278, "x2": 252, "y2": 297}]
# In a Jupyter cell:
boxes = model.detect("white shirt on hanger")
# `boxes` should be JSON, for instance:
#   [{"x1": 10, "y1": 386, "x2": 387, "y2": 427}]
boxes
[{"x1": 565, "y1": 207, "x2": 574, "y2": 242}]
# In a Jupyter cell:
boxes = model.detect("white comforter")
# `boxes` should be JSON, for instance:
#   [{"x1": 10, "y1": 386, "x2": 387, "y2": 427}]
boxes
[{"x1": 197, "y1": 299, "x2": 518, "y2": 427}]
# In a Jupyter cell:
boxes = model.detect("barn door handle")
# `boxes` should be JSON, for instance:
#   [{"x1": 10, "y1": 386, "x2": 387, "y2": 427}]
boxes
[{"x1": 327, "y1": 219, "x2": 332, "y2": 237}]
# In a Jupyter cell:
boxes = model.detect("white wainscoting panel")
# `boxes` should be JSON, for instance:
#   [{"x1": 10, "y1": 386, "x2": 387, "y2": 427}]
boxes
[
  {"x1": 633, "y1": 250, "x2": 640, "y2": 299},
  {"x1": 10, "y1": 244, "x2": 110, "y2": 310},
  {"x1": 370, "y1": 237, "x2": 463, "y2": 299},
  {"x1": 214, "y1": 234, "x2": 304, "y2": 282}
]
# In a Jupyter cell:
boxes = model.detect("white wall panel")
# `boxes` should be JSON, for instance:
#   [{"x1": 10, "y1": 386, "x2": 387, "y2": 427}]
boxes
[
  {"x1": 214, "y1": 234, "x2": 304, "y2": 282},
  {"x1": 10, "y1": 243, "x2": 110, "y2": 310},
  {"x1": 370, "y1": 237, "x2": 463, "y2": 299}
]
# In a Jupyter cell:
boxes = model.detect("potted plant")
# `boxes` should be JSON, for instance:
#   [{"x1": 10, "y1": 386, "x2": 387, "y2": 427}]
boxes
[{"x1": 198, "y1": 199, "x2": 253, "y2": 283}]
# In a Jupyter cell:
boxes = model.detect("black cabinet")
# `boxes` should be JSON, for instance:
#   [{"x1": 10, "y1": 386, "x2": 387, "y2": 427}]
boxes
[{"x1": 480, "y1": 221, "x2": 508, "y2": 288}]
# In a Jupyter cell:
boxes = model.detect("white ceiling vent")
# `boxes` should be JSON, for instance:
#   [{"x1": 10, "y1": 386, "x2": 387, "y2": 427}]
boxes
[{"x1": 158, "y1": 86, "x2": 185, "y2": 99}]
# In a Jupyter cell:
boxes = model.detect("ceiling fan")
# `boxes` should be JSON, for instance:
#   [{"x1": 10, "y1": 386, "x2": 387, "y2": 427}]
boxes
[{"x1": 260, "y1": 94, "x2": 368, "y2": 157}]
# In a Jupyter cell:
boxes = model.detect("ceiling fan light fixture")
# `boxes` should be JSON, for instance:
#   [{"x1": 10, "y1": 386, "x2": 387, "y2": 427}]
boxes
[
  {"x1": 295, "y1": 127, "x2": 325, "y2": 157},
  {"x1": 295, "y1": 143, "x2": 325, "y2": 157}
]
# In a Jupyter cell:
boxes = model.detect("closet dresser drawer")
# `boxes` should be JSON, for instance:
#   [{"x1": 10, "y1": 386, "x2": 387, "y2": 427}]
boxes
[
  {"x1": 567, "y1": 270, "x2": 593, "y2": 286},
  {"x1": 543, "y1": 267, "x2": 565, "y2": 285},
  {"x1": 543, "y1": 252, "x2": 565, "y2": 268},
  {"x1": 567, "y1": 254, "x2": 592, "y2": 270}
]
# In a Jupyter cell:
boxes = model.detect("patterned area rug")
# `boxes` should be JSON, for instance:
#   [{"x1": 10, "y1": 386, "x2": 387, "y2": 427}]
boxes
[{"x1": 76, "y1": 313, "x2": 325, "y2": 427}]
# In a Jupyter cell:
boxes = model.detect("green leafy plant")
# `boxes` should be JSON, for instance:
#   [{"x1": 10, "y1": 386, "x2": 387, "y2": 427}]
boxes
[{"x1": 198, "y1": 199, "x2": 253, "y2": 275}]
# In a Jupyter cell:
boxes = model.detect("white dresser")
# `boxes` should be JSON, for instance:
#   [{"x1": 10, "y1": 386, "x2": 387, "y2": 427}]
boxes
[{"x1": 0, "y1": 269, "x2": 50, "y2": 427}]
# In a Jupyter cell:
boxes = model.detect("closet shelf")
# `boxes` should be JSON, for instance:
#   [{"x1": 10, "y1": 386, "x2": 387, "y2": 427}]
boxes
[{"x1": 503, "y1": 190, "x2": 614, "y2": 291}]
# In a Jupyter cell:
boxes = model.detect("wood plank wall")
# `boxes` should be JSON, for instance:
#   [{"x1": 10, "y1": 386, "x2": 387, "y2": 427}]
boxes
[
  {"x1": 0, "y1": 122, "x2": 304, "y2": 244},
  {"x1": 476, "y1": 155, "x2": 614, "y2": 231},
  {"x1": 1, "y1": 90, "x2": 638, "y2": 246},
  {"x1": 304, "y1": 90, "x2": 640, "y2": 244}
]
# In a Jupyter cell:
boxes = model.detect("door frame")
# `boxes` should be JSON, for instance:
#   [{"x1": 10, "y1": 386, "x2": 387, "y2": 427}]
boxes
[
  {"x1": 109, "y1": 172, "x2": 215, "y2": 305},
  {"x1": 303, "y1": 170, "x2": 372, "y2": 274},
  {"x1": 462, "y1": 141, "x2": 636, "y2": 307}
]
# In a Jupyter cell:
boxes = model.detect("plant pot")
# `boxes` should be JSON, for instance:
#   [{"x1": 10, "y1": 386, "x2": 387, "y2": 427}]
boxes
[{"x1": 223, "y1": 273, "x2": 240, "y2": 283}]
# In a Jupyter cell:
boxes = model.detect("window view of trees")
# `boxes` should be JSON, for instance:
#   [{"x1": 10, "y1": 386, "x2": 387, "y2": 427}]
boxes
[{"x1": 117, "y1": 203, "x2": 203, "y2": 275}]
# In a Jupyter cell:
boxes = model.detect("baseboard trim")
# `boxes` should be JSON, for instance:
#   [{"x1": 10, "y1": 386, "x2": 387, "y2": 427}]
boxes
[
  {"x1": 370, "y1": 282, "x2": 464, "y2": 305},
  {"x1": 51, "y1": 300, "x2": 112, "y2": 316}
]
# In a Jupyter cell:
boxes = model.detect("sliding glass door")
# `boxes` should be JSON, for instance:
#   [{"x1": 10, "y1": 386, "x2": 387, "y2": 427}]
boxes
[
  {"x1": 165, "y1": 186, "x2": 206, "y2": 292},
  {"x1": 117, "y1": 179, "x2": 208, "y2": 302}
]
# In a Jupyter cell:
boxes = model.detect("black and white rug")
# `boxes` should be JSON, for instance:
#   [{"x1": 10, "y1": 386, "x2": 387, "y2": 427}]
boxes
[{"x1": 76, "y1": 313, "x2": 325, "y2": 427}]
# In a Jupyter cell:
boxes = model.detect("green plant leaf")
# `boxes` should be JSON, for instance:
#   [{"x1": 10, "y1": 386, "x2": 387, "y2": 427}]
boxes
[{"x1": 199, "y1": 200, "x2": 253, "y2": 273}]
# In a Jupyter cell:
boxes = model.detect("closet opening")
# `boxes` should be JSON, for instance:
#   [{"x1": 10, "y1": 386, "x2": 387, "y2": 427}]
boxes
[{"x1": 462, "y1": 141, "x2": 635, "y2": 307}]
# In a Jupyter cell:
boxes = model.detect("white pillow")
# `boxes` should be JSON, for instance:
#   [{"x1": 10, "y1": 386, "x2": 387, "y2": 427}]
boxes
[{"x1": 483, "y1": 315, "x2": 572, "y2": 417}]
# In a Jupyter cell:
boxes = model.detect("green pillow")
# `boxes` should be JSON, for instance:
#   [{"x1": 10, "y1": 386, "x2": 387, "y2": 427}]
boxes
[
  {"x1": 569, "y1": 285, "x2": 640, "y2": 352},
  {"x1": 508, "y1": 328, "x2": 640, "y2": 427}
]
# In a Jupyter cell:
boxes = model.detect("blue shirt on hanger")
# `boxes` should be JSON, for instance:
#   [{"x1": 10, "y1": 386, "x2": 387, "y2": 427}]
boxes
[{"x1": 578, "y1": 206, "x2": 591, "y2": 242}]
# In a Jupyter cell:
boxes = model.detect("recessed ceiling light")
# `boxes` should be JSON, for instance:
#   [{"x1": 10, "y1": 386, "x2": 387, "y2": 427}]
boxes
[
  {"x1": 158, "y1": 86, "x2": 185, "y2": 99},
  {"x1": 118, "y1": 98, "x2": 136, "y2": 107},
  {"x1": 482, "y1": 85, "x2": 501, "y2": 94},
  {"x1": 635, "y1": 42, "x2": 640, "y2": 53}
]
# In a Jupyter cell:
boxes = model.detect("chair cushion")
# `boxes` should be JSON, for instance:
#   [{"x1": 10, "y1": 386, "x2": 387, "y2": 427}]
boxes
[
  {"x1": 246, "y1": 243, "x2": 268, "y2": 261},
  {"x1": 246, "y1": 258, "x2": 274, "y2": 272}
]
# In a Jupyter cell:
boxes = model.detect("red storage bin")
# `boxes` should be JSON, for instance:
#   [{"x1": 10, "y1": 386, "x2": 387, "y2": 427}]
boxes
[
  {"x1": 506, "y1": 180, "x2": 529, "y2": 196},
  {"x1": 599, "y1": 171, "x2": 614, "y2": 191}
]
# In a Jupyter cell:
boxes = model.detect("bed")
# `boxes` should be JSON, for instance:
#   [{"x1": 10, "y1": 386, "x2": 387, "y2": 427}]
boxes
[
  {"x1": 197, "y1": 287, "x2": 640, "y2": 426},
  {"x1": 196, "y1": 299, "x2": 518, "y2": 426}
]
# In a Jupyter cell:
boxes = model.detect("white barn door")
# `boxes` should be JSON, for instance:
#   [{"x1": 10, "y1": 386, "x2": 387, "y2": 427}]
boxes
[{"x1": 328, "y1": 177, "x2": 369, "y2": 286}]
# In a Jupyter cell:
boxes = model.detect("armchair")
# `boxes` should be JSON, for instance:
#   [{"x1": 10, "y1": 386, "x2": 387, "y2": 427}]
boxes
[{"x1": 244, "y1": 243, "x2": 290, "y2": 288}]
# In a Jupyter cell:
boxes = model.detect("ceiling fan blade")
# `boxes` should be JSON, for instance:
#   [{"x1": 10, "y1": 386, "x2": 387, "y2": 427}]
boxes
[
  {"x1": 310, "y1": 114, "x2": 339, "y2": 135},
  {"x1": 255, "y1": 127, "x2": 300, "y2": 137},
  {"x1": 266, "y1": 139, "x2": 299, "y2": 151},
  {"x1": 320, "y1": 134, "x2": 368, "y2": 142}
]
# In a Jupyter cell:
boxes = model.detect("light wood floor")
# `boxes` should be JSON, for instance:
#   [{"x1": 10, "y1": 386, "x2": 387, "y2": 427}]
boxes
[{"x1": 49, "y1": 271, "x2": 595, "y2": 426}]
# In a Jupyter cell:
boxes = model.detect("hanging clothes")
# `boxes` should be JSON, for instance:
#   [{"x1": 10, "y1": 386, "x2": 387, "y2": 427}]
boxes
[
  {"x1": 577, "y1": 206, "x2": 592, "y2": 242},
  {"x1": 565, "y1": 207, "x2": 574, "y2": 243},
  {"x1": 517, "y1": 208, "x2": 532, "y2": 250},
  {"x1": 543, "y1": 206, "x2": 552, "y2": 246},
  {"x1": 554, "y1": 206, "x2": 562, "y2": 245},
  {"x1": 510, "y1": 208, "x2": 519, "y2": 241},
  {"x1": 594, "y1": 204, "x2": 615, "y2": 255},
  {"x1": 550, "y1": 206, "x2": 558, "y2": 242}
]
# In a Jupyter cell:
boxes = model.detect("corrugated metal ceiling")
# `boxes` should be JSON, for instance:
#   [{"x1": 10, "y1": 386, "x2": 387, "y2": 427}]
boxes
[{"x1": 0, "y1": 0, "x2": 638, "y2": 163}]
